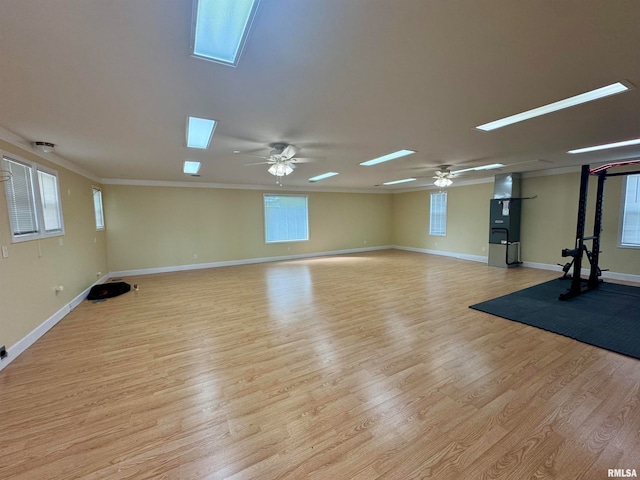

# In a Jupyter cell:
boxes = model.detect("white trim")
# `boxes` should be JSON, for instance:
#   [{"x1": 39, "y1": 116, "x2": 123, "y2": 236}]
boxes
[
  {"x1": 392, "y1": 245, "x2": 488, "y2": 263},
  {"x1": 522, "y1": 261, "x2": 640, "y2": 284},
  {"x1": 110, "y1": 246, "x2": 392, "y2": 278},
  {"x1": 520, "y1": 261, "x2": 561, "y2": 272},
  {"x1": 100, "y1": 177, "x2": 384, "y2": 194},
  {"x1": 394, "y1": 247, "x2": 640, "y2": 282},
  {"x1": 0, "y1": 274, "x2": 109, "y2": 372}
]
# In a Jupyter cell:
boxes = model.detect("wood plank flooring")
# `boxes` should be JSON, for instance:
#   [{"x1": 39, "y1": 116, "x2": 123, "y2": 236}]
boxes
[{"x1": 1, "y1": 250, "x2": 639, "y2": 479}]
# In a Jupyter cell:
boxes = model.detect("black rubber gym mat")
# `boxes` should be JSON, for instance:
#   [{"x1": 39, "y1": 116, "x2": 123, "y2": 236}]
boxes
[{"x1": 470, "y1": 278, "x2": 640, "y2": 360}]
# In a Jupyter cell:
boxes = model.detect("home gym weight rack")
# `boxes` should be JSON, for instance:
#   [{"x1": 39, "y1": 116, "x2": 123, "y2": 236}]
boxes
[{"x1": 559, "y1": 160, "x2": 640, "y2": 300}]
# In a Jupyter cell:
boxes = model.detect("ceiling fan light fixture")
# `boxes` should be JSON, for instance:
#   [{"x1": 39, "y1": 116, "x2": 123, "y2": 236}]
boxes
[
  {"x1": 434, "y1": 177, "x2": 453, "y2": 188},
  {"x1": 268, "y1": 162, "x2": 294, "y2": 176},
  {"x1": 33, "y1": 141, "x2": 55, "y2": 153}
]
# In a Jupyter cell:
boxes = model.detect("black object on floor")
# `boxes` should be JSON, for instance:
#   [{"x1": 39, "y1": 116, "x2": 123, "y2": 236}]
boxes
[
  {"x1": 87, "y1": 281, "x2": 131, "y2": 300},
  {"x1": 470, "y1": 278, "x2": 640, "y2": 360}
]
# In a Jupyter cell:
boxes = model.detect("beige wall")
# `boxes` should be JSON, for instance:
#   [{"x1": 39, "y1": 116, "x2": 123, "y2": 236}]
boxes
[
  {"x1": 392, "y1": 182, "x2": 494, "y2": 258},
  {"x1": 392, "y1": 172, "x2": 640, "y2": 276},
  {"x1": 104, "y1": 185, "x2": 392, "y2": 272},
  {"x1": 0, "y1": 140, "x2": 108, "y2": 350},
  {"x1": 522, "y1": 171, "x2": 640, "y2": 275}
]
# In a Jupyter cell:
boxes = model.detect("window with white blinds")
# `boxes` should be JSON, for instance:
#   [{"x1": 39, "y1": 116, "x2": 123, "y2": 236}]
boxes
[
  {"x1": 429, "y1": 191, "x2": 447, "y2": 236},
  {"x1": 2, "y1": 155, "x2": 64, "y2": 242},
  {"x1": 264, "y1": 194, "x2": 309, "y2": 243},
  {"x1": 93, "y1": 187, "x2": 105, "y2": 230},
  {"x1": 620, "y1": 174, "x2": 640, "y2": 248},
  {"x1": 38, "y1": 170, "x2": 63, "y2": 232}
]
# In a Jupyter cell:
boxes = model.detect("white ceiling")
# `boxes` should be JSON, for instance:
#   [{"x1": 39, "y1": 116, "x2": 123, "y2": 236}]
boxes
[{"x1": 2, "y1": 0, "x2": 640, "y2": 191}]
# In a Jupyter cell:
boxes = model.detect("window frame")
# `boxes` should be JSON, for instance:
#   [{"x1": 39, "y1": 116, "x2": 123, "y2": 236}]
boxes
[
  {"x1": 618, "y1": 173, "x2": 640, "y2": 249},
  {"x1": 263, "y1": 193, "x2": 309, "y2": 244},
  {"x1": 2, "y1": 153, "x2": 65, "y2": 243},
  {"x1": 92, "y1": 186, "x2": 105, "y2": 231},
  {"x1": 429, "y1": 191, "x2": 447, "y2": 237}
]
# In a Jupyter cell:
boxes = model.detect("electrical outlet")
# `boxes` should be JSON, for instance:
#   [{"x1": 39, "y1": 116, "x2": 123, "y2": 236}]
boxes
[
  {"x1": 0, "y1": 345, "x2": 7, "y2": 360},
  {"x1": 1, "y1": 246, "x2": 8, "y2": 258}
]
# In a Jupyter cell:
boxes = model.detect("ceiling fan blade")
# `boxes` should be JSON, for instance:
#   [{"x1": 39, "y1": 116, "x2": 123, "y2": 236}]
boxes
[
  {"x1": 289, "y1": 157, "x2": 322, "y2": 164},
  {"x1": 281, "y1": 145, "x2": 300, "y2": 159},
  {"x1": 244, "y1": 161, "x2": 272, "y2": 166}
]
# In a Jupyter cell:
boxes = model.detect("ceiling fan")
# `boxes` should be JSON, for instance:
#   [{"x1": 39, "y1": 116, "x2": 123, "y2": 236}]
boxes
[
  {"x1": 410, "y1": 162, "x2": 508, "y2": 187},
  {"x1": 433, "y1": 165, "x2": 455, "y2": 187},
  {"x1": 244, "y1": 143, "x2": 317, "y2": 174}
]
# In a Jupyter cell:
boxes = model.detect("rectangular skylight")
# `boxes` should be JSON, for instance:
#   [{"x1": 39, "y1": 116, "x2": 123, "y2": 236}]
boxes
[
  {"x1": 451, "y1": 163, "x2": 505, "y2": 175},
  {"x1": 308, "y1": 172, "x2": 339, "y2": 182},
  {"x1": 187, "y1": 116, "x2": 217, "y2": 149},
  {"x1": 192, "y1": 0, "x2": 260, "y2": 67},
  {"x1": 383, "y1": 178, "x2": 416, "y2": 185},
  {"x1": 476, "y1": 82, "x2": 631, "y2": 132},
  {"x1": 568, "y1": 137, "x2": 640, "y2": 154},
  {"x1": 183, "y1": 161, "x2": 201, "y2": 175},
  {"x1": 360, "y1": 149, "x2": 416, "y2": 166}
]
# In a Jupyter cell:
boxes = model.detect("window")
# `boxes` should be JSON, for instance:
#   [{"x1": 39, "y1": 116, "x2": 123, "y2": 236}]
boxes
[
  {"x1": 2, "y1": 155, "x2": 64, "y2": 242},
  {"x1": 264, "y1": 194, "x2": 309, "y2": 243},
  {"x1": 93, "y1": 187, "x2": 105, "y2": 230},
  {"x1": 620, "y1": 174, "x2": 640, "y2": 247},
  {"x1": 429, "y1": 191, "x2": 447, "y2": 236}
]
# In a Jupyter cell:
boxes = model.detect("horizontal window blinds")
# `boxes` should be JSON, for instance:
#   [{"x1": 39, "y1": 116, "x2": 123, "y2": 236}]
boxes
[
  {"x1": 264, "y1": 195, "x2": 309, "y2": 243},
  {"x1": 3, "y1": 157, "x2": 38, "y2": 236},
  {"x1": 430, "y1": 192, "x2": 447, "y2": 236}
]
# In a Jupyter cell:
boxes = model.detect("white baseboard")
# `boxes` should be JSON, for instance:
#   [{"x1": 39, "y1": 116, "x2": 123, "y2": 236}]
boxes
[
  {"x1": 393, "y1": 246, "x2": 640, "y2": 283},
  {"x1": 522, "y1": 261, "x2": 640, "y2": 284},
  {"x1": 109, "y1": 245, "x2": 392, "y2": 278},
  {"x1": 392, "y1": 245, "x2": 488, "y2": 263},
  {"x1": 0, "y1": 274, "x2": 110, "y2": 372}
]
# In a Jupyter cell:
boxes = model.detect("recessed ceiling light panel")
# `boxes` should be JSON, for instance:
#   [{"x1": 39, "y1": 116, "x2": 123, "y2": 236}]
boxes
[
  {"x1": 192, "y1": 0, "x2": 260, "y2": 67},
  {"x1": 476, "y1": 81, "x2": 632, "y2": 131},
  {"x1": 183, "y1": 161, "x2": 201, "y2": 175},
  {"x1": 382, "y1": 178, "x2": 416, "y2": 185},
  {"x1": 187, "y1": 116, "x2": 217, "y2": 149},
  {"x1": 451, "y1": 163, "x2": 504, "y2": 175},
  {"x1": 360, "y1": 149, "x2": 416, "y2": 166},
  {"x1": 309, "y1": 172, "x2": 339, "y2": 182},
  {"x1": 568, "y1": 137, "x2": 640, "y2": 154}
]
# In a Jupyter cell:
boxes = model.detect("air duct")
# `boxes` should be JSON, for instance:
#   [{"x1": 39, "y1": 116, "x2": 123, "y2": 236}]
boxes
[{"x1": 488, "y1": 173, "x2": 522, "y2": 267}]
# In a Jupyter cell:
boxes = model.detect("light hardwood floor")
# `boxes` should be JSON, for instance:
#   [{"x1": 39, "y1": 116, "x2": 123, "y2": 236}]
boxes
[{"x1": 1, "y1": 250, "x2": 639, "y2": 479}]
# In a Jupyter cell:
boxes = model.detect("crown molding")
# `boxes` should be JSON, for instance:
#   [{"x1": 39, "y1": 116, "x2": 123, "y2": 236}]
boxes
[{"x1": 100, "y1": 177, "x2": 386, "y2": 194}]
